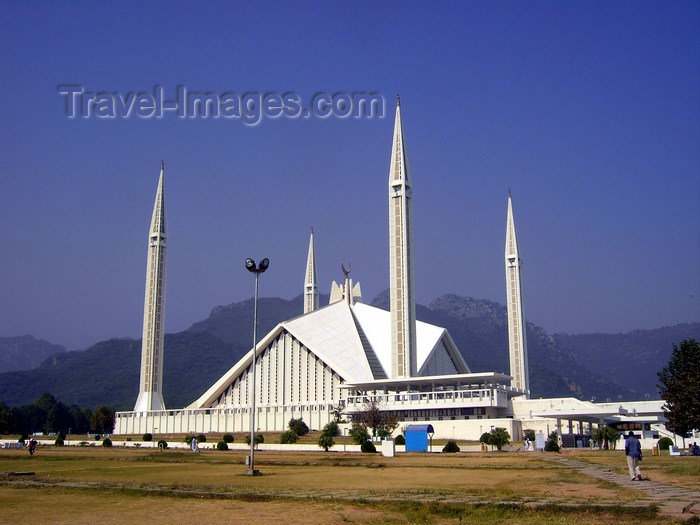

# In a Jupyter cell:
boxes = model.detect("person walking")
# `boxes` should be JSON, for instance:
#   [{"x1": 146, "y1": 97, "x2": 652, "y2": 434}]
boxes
[{"x1": 625, "y1": 431, "x2": 643, "y2": 481}]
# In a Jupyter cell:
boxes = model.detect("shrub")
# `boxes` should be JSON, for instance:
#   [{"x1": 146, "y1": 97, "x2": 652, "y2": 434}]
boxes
[
  {"x1": 280, "y1": 430, "x2": 299, "y2": 444},
  {"x1": 216, "y1": 441, "x2": 228, "y2": 451},
  {"x1": 479, "y1": 432, "x2": 491, "y2": 445},
  {"x1": 244, "y1": 433, "x2": 264, "y2": 446},
  {"x1": 223, "y1": 433, "x2": 234, "y2": 443},
  {"x1": 288, "y1": 418, "x2": 309, "y2": 436},
  {"x1": 57, "y1": 431, "x2": 66, "y2": 440},
  {"x1": 442, "y1": 440, "x2": 460, "y2": 453},
  {"x1": 523, "y1": 429, "x2": 536, "y2": 442},
  {"x1": 361, "y1": 440, "x2": 376, "y2": 453},
  {"x1": 658, "y1": 437, "x2": 674, "y2": 450},
  {"x1": 318, "y1": 433, "x2": 335, "y2": 451},
  {"x1": 545, "y1": 432, "x2": 560, "y2": 452},
  {"x1": 19, "y1": 433, "x2": 28, "y2": 444},
  {"x1": 94, "y1": 434, "x2": 101, "y2": 441},
  {"x1": 196, "y1": 434, "x2": 207, "y2": 443},
  {"x1": 157, "y1": 439, "x2": 168, "y2": 449},
  {"x1": 350, "y1": 425, "x2": 370, "y2": 445},
  {"x1": 142, "y1": 433, "x2": 153, "y2": 442},
  {"x1": 545, "y1": 439, "x2": 560, "y2": 452},
  {"x1": 102, "y1": 438, "x2": 112, "y2": 447},
  {"x1": 54, "y1": 437, "x2": 64, "y2": 446},
  {"x1": 184, "y1": 435, "x2": 194, "y2": 445},
  {"x1": 395, "y1": 434, "x2": 405, "y2": 446}
]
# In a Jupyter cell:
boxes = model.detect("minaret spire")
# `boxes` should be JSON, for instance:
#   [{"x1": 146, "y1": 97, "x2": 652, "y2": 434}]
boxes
[
  {"x1": 303, "y1": 227, "x2": 319, "y2": 314},
  {"x1": 134, "y1": 163, "x2": 167, "y2": 412},
  {"x1": 389, "y1": 96, "x2": 417, "y2": 378},
  {"x1": 505, "y1": 191, "x2": 529, "y2": 396}
]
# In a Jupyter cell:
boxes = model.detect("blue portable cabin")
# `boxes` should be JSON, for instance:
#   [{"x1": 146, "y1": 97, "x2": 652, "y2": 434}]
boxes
[{"x1": 405, "y1": 424, "x2": 435, "y2": 452}]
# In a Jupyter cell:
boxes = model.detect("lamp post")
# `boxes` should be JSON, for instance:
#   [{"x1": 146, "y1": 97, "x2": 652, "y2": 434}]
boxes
[{"x1": 245, "y1": 257, "x2": 269, "y2": 476}]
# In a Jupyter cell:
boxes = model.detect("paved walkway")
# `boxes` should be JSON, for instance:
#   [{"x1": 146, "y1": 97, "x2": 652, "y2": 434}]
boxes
[{"x1": 543, "y1": 456, "x2": 700, "y2": 519}]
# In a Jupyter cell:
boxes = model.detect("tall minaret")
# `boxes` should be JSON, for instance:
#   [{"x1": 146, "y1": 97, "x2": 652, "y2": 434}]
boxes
[
  {"x1": 389, "y1": 95, "x2": 417, "y2": 378},
  {"x1": 134, "y1": 162, "x2": 167, "y2": 412},
  {"x1": 303, "y1": 228, "x2": 319, "y2": 314},
  {"x1": 505, "y1": 190, "x2": 529, "y2": 396}
]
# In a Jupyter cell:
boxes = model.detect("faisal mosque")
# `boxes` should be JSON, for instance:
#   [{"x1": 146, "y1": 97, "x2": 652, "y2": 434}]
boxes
[{"x1": 116, "y1": 98, "x2": 667, "y2": 446}]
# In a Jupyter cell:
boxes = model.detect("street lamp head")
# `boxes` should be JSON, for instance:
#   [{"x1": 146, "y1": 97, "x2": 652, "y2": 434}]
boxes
[{"x1": 245, "y1": 257, "x2": 269, "y2": 273}]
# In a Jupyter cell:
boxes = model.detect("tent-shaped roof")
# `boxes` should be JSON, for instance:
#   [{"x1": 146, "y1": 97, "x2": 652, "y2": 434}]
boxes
[{"x1": 189, "y1": 300, "x2": 470, "y2": 409}]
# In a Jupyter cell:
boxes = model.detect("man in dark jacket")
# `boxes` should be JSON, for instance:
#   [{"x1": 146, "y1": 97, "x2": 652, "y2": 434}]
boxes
[{"x1": 625, "y1": 431, "x2": 643, "y2": 480}]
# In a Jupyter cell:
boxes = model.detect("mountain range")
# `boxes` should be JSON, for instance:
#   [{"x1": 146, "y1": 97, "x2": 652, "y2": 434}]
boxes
[{"x1": 0, "y1": 293, "x2": 696, "y2": 411}]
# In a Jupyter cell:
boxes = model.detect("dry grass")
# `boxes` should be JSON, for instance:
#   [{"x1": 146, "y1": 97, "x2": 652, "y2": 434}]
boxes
[
  {"x1": 567, "y1": 449, "x2": 700, "y2": 490},
  {"x1": 1, "y1": 446, "x2": 689, "y2": 524}
]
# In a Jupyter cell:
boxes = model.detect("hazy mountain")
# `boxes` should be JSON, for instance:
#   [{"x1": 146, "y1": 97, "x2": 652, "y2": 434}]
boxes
[
  {"x1": 0, "y1": 335, "x2": 67, "y2": 373},
  {"x1": 553, "y1": 323, "x2": 700, "y2": 398},
  {"x1": 373, "y1": 291, "x2": 640, "y2": 400},
  {"x1": 0, "y1": 293, "x2": 694, "y2": 410}
]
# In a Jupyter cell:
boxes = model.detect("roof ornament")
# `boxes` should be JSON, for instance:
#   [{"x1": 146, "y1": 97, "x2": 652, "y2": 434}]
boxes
[{"x1": 341, "y1": 262, "x2": 351, "y2": 280}]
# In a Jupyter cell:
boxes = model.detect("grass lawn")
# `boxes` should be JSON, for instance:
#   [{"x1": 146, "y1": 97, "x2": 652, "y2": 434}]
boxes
[{"x1": 1, "y1": 445, "x2": 694, "y2": 524}]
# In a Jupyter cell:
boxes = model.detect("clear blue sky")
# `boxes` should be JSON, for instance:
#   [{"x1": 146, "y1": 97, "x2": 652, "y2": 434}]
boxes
[{"x1": 1, "y1": 0, "x2": 698, "y2": 350}]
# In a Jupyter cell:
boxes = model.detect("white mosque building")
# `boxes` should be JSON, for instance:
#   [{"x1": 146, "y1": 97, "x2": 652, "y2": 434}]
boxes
[{"x1": 115, "y1": 99, "x2": 668, "y2": 445}]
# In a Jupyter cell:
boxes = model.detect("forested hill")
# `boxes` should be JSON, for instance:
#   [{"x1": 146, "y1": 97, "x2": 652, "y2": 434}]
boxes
[{"x1": 0, "y1": 293, "x2": 694, "y2": 410}]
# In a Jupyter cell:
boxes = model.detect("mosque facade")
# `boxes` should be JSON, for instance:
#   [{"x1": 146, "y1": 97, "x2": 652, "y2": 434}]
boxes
[{"x1": 115, "y1": 100, "x2": 668, "y2": 445}]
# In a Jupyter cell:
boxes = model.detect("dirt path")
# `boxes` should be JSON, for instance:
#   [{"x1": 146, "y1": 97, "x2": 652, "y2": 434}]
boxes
[{"x1": 543, "y1": 456, "x2": 700, "y2": 519}]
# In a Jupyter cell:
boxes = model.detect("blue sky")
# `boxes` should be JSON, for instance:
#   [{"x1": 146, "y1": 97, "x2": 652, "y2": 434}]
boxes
[{"x1": 1, "y1": 0, "x2": 698, "y2": 350}]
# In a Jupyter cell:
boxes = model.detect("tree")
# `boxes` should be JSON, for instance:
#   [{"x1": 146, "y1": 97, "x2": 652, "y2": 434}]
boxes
[
  {"x1": 0, "y1": 403, "x2": 14, "y2": 434},
  {"x1": 288, "y1": 418, "x2": 309, "y2": 436},
  {"x1": 322, "y1": 421, "x2": 339, "y2": 437},
  {"x1": 352, "y1": 400, "x2": 398, "y2": 438},
  {"x1": 349, "y1": 423, "x2": 370, "y2": 445},
  {"x1": 330, "y1": 403, "x2": 346, "y2": 424},
  {"x1": 318, "y1": 432, "x2": 335, "y2": 451},
  {"x1": 479, "y1": 432, "x2": 491, "y2": 445},
  {"x1": 523, "y1": 429, "x2": 536, "y2": 442},
  {"x1": 35, "y1": 392, "x2": 57, "y2": 413},
  {"x1": 489, "y1": 427, "x2": 510, "y2": 451},
  {"x1": 592, "y1": 426, "x2": 620, "y2": 449},
  {"x1": 658, "y1": 339, "x2": 700, "y2": 438},
  {"x1": 91, "y1": 406, "x2": 115, "y2": 434},
  {"x1": 46, "y1": 402, "x2": 72, "y2": 434}
]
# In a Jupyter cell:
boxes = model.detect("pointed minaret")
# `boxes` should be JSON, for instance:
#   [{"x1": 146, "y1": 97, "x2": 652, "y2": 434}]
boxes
[
  {"x1": 303, "y1": 228, "x2": 319, "y2": 314},
  {"x1": 389, "y1": 95, "x2": 417, "y2": 378},
  {"x1": 134, "y1": 162, "x2": 167, "y2": 412},
  {"x1": 505, "y1": 190, "x2": 529, "y2": 396}
]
